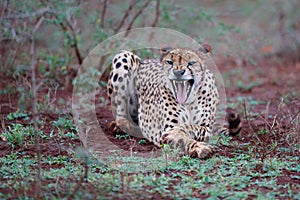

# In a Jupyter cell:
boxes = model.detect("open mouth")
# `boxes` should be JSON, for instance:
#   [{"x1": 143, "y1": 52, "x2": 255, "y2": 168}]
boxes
[{"x1": 170, "y1": 79, "x2": 194, "y2": 104}]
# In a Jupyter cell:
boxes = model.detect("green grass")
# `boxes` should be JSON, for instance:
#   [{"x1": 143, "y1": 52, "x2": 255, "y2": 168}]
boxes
[
  {"x1": 1, "y1": 142, "x2": 299, "y2": 199},
  {"x1": 1, "y1": 114, "x2": 79, "y2": 150},
  {"x1": 1, "y1": 123, "x2": 48, "y2": 149}
]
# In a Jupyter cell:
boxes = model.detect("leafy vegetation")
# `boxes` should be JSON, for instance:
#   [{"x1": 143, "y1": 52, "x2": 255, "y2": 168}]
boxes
[
  {"x1": 1, "y1": 142, "x2": 299, "y2": 199},
  {"x1": 0, "y1": 0, "x2": 299, "y2": 199}
]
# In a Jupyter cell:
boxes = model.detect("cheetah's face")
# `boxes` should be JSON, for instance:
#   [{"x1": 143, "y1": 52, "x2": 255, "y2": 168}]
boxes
[{"x1": 161, "y1": 48, "x2": 207, "y2": 104}]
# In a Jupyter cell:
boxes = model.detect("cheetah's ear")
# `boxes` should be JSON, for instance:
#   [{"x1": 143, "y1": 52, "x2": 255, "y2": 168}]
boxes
[
  {"x1": 160, "y1": 46, "x2": 173, "y2": 56},
  {"x1": 198, "y1": 44, "x2": 212, "y2": 54}
]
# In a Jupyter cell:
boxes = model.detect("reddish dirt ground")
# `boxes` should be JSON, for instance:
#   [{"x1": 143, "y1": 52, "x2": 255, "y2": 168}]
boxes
[{"x1": 0, "y1": 55, "x2": 300, "y2": 198}]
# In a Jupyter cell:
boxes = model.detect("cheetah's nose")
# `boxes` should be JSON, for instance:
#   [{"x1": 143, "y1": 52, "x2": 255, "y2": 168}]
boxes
[{"x1": 173, "y1": 69, "x2": 185, "y2": 78}]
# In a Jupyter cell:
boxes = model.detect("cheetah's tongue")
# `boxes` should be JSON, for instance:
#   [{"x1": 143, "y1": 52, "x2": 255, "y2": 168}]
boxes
[{"x1": 177, "y1": 82, "x2": 188, "y2": 104}]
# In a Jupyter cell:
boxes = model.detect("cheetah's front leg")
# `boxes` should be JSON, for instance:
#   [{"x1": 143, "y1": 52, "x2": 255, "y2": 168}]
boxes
[
  {"x1": 108, "y1": 50, "x2": 142, "y2": 137},
  {"x1": 161, "y1": 125, "x2": 214, "y2": 159}
]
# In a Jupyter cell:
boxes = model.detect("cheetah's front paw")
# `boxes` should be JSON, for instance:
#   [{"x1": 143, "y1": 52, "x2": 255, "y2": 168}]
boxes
[
  {"x1": 188, "y1": 142, "x2": 214, "y2": 159},
  {"x1": 109, "y1": 121, "x2": 121, "y2": 133},
  {"x1": 109, "y1": 118, "x2": 133, "y2": 134},
  {"x1": 110, "y1": 118, "x2": 143, "y2": 137},
  {"x1": 161, "y1": 128, "x2": 183, "y2": 145},
  {"x1": 161, "y1": 128, "x2": 215, "y2": 159}
]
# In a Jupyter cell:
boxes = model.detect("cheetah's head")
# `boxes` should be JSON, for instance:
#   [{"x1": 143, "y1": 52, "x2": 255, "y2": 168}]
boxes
[{"x1": 161, "y1": 44, "x2": 211, "y2": 104}]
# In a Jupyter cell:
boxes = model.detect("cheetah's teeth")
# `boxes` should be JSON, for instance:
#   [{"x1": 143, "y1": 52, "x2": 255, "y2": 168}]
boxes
[
  {"x1": 170, "y1": 79, "x2": 194, "y2": 104},
  {"x1": 172, "y1": 80, "x2": 177, "y2": 90}
]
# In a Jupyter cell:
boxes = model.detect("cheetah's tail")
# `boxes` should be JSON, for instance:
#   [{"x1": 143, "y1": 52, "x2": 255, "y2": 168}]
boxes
[{"x1": 226, "y1": 108, "x2": 242, "y2": 136}]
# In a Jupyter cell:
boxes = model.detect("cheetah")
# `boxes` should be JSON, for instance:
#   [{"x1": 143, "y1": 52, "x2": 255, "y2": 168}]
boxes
[{"x1": 107, "y1": 45, "x2": 241, "y2": 159}]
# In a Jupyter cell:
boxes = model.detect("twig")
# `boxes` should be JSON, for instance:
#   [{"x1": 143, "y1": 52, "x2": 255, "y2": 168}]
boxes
[
  {"x1": 129, "y1": 138, "x2": 136, "y2": 157},
  {"x1": 0, "y1": 0, "x2": 10, "y2": 19},
  {"x1": 54, "y1": 18, "x2": 83, "y2": 64},
  {"x1": 264, "y1": 101, "x2": 270, "y2": 131},
  {"x1": 39, "y1": 0, "x2": 83, "y2": 64},
  {"x1": 67, "y1": 163, "x2": 88, "y2": 200},
  {"x1": 243, "y1": 100, "x2": 265, "y2": 147},
  {"x1": 55, "y1": 176, "x2": 61, "y2": 198},
  {"x1": 125, "y1": 0, "x2": 152, "y2": 36},
  {"x1": 114, "y1": 0, "x2": 136, "y2": 33},
  {"x1": 151, "y1": 0, "x2": 160, "y2": 27},
  {"x1": 30, "y1": 15, "x2": 45, "y2": 200},
  {"x1": 2, "y1": 7, "x2": 58, "y2": 19},
  {"x1": 243, "y1": 100, "x2": 256, "y2": 135},
  {"x1": 149, "y1": 0, "x2": 160, "y2": 41},
  {"x1": 0, "y1": 103, "x2": 17, "y2": 111},
  {"x1": 288, "y1": 110, "x2": 300, "y2": 125},
  {"x1": 101, "y1": 0, "x2": 108, "y2": 28},
  {"x1": 278, "y1": 9, "x2": 286, "y2": 51},
  {"x1": 59, "y1": 12, "x2": 83, "y2": 64}
]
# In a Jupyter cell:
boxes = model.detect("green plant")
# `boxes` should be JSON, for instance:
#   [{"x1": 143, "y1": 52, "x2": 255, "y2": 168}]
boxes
[
  {"x1": 6, "y1": 111, "x2": 30, "y2": 121},
  {"x1": 162, "y1": 144, "x2": 172, "y2": 168},
  {"x1": 115, "y1": 134, "x2": 130, "y2": 140},
  {"x1": 211, "y1": 134, "x2": 233, "y2": 147},
  {"x1": 138, "y1": 139, "x2": 147, "y2": 145},
  {"x1": 37, "y1": 52, "x2": 71, "y2": 87},
  {"x1": 0, "y1": 84, "x2": 17, "y2": 95},
  {"x1": 53, "y1": 116, "x2": 76, "y2": 130},
  {"x1": 257, "y1": 128, "x2": 268, "y2": 135},
  {"x1": 52, "y1": 116, "x2": 79, "y2": 141},
  {"x1": 2, "y1": 124, "x2": 31, "y2": 149},
  {"x1": 237, "y1": 80, "x2": 263, "y2": 92},
  {"x1": 1, "y1": 123, "x2": 48, "y2": 149}
]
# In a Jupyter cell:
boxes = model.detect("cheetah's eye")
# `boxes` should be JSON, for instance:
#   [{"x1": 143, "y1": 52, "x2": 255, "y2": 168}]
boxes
[
  {"x1": 188, "y1": 61, "x2": 197, "y2": 66},
  {"x1": 166, "y1": 60, "x2": 173, "y2": 65}
]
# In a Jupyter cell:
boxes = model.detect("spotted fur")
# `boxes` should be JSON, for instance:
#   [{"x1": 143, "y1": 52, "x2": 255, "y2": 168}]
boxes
[{"x1": 107, "y1": 46, "x2": 241, "y2": 159}]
